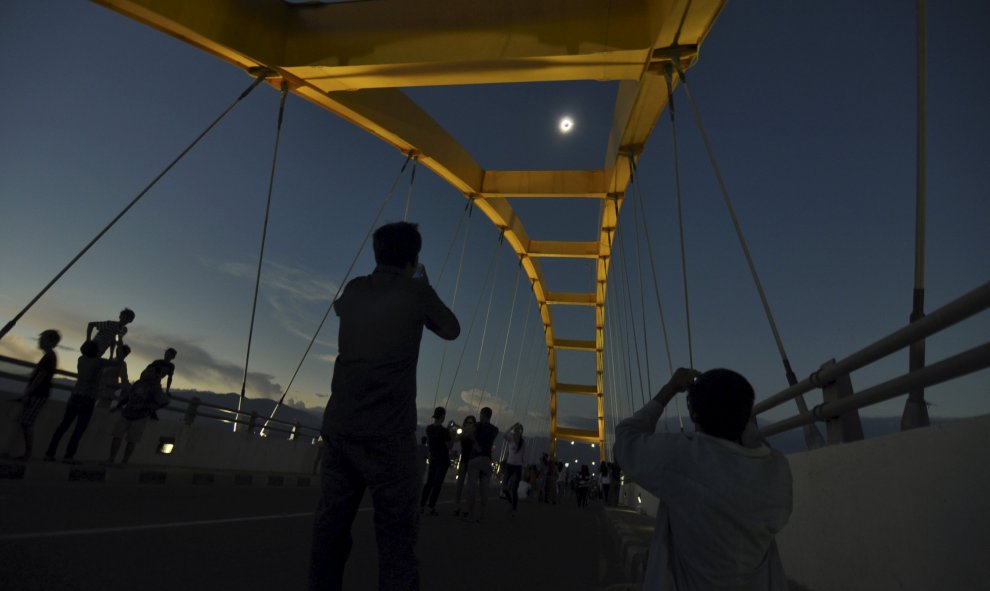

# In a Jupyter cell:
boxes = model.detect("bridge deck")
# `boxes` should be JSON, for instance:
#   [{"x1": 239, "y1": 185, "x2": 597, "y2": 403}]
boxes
[{"x1": 0, "y1": 467, "x2": 635, "y2": 591}]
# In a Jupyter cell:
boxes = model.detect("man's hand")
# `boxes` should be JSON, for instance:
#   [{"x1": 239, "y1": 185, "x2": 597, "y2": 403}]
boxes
[
  {"x1": 413, "y1": 263, "x2": 429, "y2": 285},
  {"x1": 653, "y1": 367, "x2": 701, "y2": 406}
]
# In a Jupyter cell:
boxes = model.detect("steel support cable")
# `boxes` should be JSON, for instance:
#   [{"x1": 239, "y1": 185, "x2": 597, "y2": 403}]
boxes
[
  {"x1": 264, "y1": 153, "x2": 413, "y2": 432},
  {"x1": 432, "y1": 205, "x2": 473, "y2": 407},
  {"x1": 498, "y1": 308, "x2": 537, "y2": 463},
  {"x1": 629, "y1": 157, "x2": 676, "y2": 377},
  {"x1": 607, "y1": 231, "x2": 639, "y2": 416},
  {"x1": 492, "y1": 263, "x2": 523, "y2": 402},
  {"x1": 0, "y1": 71, "x2": 269, "y2": 342},
  {"x1": 434, "y1": 200, "x2": 472, "y2": 291},
  {"x1": 402, "y1": 157, "x2": 418, "y2": 222},
  {"x1": 616, "y1": 223, "x2": 648, "y2": 406},
  {"x1": 443, "y1": 234, "x2": 502, "y2": 408},
  {"x1": 673, "y1": 66, "x2": 825, "y2": 447},
  {"x1": 239, "y1": 83, "x2": 288, "y2": 433},
  {"x1": 476, "y1": 233, "x2": 505, "y2": 370},
  {"x1": 629, "y1": 161, "x2": 654, "y2": 396}
]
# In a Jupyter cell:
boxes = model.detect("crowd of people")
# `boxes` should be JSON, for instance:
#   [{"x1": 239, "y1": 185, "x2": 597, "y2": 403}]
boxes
[{"x1": 11, "y1": 307, "x2": 178, "y2": 466}]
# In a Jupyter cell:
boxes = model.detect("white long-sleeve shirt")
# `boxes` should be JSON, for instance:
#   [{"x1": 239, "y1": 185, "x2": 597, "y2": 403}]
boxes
[{"x1": 615, "y1": 399, "x2": 792, "y2": 590}]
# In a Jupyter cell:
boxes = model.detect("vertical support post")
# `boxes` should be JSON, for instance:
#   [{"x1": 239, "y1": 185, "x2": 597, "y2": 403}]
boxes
[
  {"x1": 247, "y1": 411, "x2": 259, "y2": 435},
  {"x1": 183, "y1": 397, "x2": 200, "y2": 426},
  {"x1": 902, "y1": 0, "x2": 931, "y2": 430},
  {"x1": 818, "y1": 360, "x2": 864, "y2": 444},
  {"x1": 291, "y1": 421, "x2": 300, "y2": 442}
]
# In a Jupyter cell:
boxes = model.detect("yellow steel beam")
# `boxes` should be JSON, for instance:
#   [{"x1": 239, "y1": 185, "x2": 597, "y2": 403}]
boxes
[
  {"x1": 93, "y1": 0, "x2": 728, "y2": 461},
  {"x1": 553, "y1": 338, "x2": 597, "y2": 352},
  {"x1": 556, "y1": 427, "x2": 601, "y2": 443},
  {"x1": 528, "y1": 241, "x2": 600, "y2": 259},
  {"x1": 556, "y1": 383, "x2": 599, "y2": 395},
  {"x1": 545, "y1": 291, "x2": 597, "y2": 306}
]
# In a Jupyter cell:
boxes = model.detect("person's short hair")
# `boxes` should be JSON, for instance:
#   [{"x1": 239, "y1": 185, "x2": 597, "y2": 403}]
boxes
[
  {"x1": 119, "y1": 308, "x2": 136, "y2": 322},
  {"x1": 40, "y1": 329, "x2": 61, "y2": 347},
  {"x1": 80, "y1": 340, "x2": 99, "y2": 357},
  {"x1": 687, "y1": 368, "x2": 755, "y2": 441},
  {"x1": 164, "y1": 348, "x2": 177, "y2": 359},
  {"x1": 372, "y1": 222, "x2": 421, "y2": 268},
  {"x1": 479, "y1": 407, "x2": 493, "y2": 419},
  {"x1": 463, "y1": 415, "x2": 476, "y2": 425},
  {"x1": 432, "y1": 406, "x2": 446, "y2": 419}
]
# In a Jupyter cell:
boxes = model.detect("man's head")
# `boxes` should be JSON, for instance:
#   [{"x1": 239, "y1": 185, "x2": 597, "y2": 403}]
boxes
[
  {"x1": 164, "y1": 348, "x2": 177, "y2": 361},
  {"x1": 39, "y1": 329, "x2": 61, "y2": 350},
  {"x1": 373, "y1": 222, "x2": 421, "y2": 271},
  {"x1": 479, "y1": 407, "x2": 493, "y2": 423},
  {"x1": 432, "y1": 406, "x2": 446, "y2": 422},
  {"x1": 119, "y1": 308, "x2": 136, "y2": 324},
  {"x1": 80, "y1": 340, "x2": 99, "y2": 358},
  {"x1": 686, "y1": 368, "x2": 755, "y2": 442}
]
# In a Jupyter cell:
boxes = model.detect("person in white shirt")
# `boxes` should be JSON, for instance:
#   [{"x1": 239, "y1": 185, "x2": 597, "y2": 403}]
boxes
[
  {"x1": 502, "y1": 422, "x2": 525, "y2": 516},
  {"x1": 615, "y1": 367, "x2": 793, "y2": 590}
]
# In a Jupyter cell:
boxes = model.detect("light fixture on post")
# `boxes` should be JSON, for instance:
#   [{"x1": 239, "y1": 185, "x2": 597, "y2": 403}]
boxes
[{"x1": 157, "y1": 436, "x2": 176, "y2": 455}]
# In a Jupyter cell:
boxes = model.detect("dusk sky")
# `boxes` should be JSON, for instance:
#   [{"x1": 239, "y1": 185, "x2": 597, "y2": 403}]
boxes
[{"x1": 1, "y1": 1, "x2": 987, "y2": 437}]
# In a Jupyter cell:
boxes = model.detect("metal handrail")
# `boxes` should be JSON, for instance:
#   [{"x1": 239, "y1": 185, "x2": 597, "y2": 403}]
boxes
[
  {"x1": 0, "y1": 355, "x2": 321, "y2": 437},
  {"x1": 753, "y1": 281, "x2": 990, "y2": 417}
]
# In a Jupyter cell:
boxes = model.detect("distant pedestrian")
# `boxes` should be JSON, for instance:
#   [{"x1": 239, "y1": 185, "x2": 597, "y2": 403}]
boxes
[
  {"x1": 96, "y1": 344, "x2": 131, "y2": 408},
  {"x1": 44, "y1": 340, "x2": 120, "y2": 463},
  {"x1": 13, "y1": 329, "x2": 60, "y2": 460},
  {"x1": 600, "y1": 463, "x2": 612, "y2": 505},
  {"x1": 149, "y1": 348, "x2": 177, "y2": 394},
  {"x1": 309, "y1": 222, "x2": 460, "y2": 591},
  {"x1": 557, "y1": 461, "x2": 570, "y2": 502},
  {"x1": 502, "y1": 422, "x2": 525, "y2": 516},
  {"x1": 576, "y1": 465, "x2": 591, "y2": 507},
  {"x1": 544, "y1": 457, "x2": 559, "y2": 504},
  {"x1": 452, "y1": 414, "x2": 476, "y2": 517},
  {"x1": 420, "y1": 407, "x2": 452, "y2": 516},
  {"x1": 461, "y1": 406, "x2": 499, "y2": 523},
  {"x1": 107, "y1": 363, "x2": 170, "y2": 465},
  {"x1": 86, "y1": 308, "x2": 134, "y2": 359}
]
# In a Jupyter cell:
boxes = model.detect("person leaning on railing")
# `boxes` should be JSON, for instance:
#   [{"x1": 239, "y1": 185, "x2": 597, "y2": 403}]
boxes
[{"x1": 615, "y1": 367, "x2": 793, "y2": 590}]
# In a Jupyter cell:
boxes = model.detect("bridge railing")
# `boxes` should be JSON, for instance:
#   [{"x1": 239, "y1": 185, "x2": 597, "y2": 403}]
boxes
[
  {"x1": 0, "y1": 355, "x2": 321, "y2": 442},
  {"x1": 752, "y1": 281, "x2": 990, "y2": 444}
]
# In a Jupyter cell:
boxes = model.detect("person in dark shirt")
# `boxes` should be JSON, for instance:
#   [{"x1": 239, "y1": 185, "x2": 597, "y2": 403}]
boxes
[
  {"x1": 14, "y1": 329, "x2": 60, "y2": 460},
  {"x1": 452, "y1": 414, "x2": 476, "y2": 517},
  {"x1": 461, "y1": 406, "x2": 499, "y2": 523},
  {"x1": 149, "y1": 348, "x2": 177, "y2": 394},
  {"x1": 45, "y1": 340, "x2": 120, "y2": 463},
  {"x1": 309, "y1": 222, "x2": 460, "y2": 591},
  {"x1": 419, "y1": 406, "x2": 452, "y2": 516}
]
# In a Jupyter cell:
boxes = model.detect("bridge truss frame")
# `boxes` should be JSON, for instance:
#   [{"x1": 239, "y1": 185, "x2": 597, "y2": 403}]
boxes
[{"x1": 93, "y1": 0, "x2": 727, "y2": 459}]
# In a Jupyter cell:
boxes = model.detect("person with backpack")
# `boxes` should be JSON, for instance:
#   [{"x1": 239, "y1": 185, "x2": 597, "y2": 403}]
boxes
[{"x1": 106, "y1": 362, "x2": 171, "y2": 465}]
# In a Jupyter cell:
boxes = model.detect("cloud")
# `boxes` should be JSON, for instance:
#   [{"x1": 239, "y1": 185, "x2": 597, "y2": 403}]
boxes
[
  {"x1": 0, "y1": 334, "x2": 40, "y2": 361},
  {"x1": 211, "y1": 259, "x2": 340, "y2": 350}
]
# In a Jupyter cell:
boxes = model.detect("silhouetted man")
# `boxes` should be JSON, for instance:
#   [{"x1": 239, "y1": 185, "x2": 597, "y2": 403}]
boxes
[
  {"x1": 615, "y1": 368, "x2": 793, "y2": 590},
  {"x1": 310, "y1": 222, "x2": 459, "y2": 591},
  {"x1": 86, "y1": 308, "x2": 134, "y2": 358},
  {"x1": 461, "y1": 406, "x2": 498, "y2": 522},
  {"x1": 419, "y1": 406, "x2": 452, "y2": 516}
]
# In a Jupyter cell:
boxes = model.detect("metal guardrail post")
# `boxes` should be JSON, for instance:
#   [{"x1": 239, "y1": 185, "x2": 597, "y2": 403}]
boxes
[
  {"x1": 290, "y1": 421, "x2": 300, "y2": 441},
  {"x1": 819, "y1": 360, "x2": 864, "y2": 445},
  {"x1": 183, "y1": 397, "x2": 201, "y2": 426},
  {"x1": 247, "y1": 411, "x2": 259, "y2": 435}
]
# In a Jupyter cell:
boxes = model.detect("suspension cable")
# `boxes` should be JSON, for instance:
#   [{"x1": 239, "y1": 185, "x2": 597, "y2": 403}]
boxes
[
  {"x1": 0, "y1": 71, "x2": 270, "y2": 341},
  {"x1": 481, "y1": 261, "x2": 523, "y2": 412},
  {"x1": 443, "y1": 233, "x2": 502, "y2": 408},
  {"x1": 402, "y1": 157, "x2": 418, "y2": 222},
  {"x1": 432, "y1": 203, "x2": 474, "y2": 407},
  {"x1": 607, "y1": 230, "x2": 638, "y2": 415},
  {"x1": 239, "y1": 82, "x2": 288, "y2": 433},
  {"x1": 263, "y1": 153, "x2": 413, "y2": 431},
  {"x1": 616, "y1": 221, "x2": 648, "y2": 406},
  {"x1": 674, "y1": 65, "x2": 796, "y2": 385},
  {"x1": 476, "y1": 231, "x2": 505, "y2": 371},
  {"x1": 629, "y1": 159, "x2": 654, "y2": 396},
  {"x1": 434, "y1": 200, "x2": 472, "y2": 290}
]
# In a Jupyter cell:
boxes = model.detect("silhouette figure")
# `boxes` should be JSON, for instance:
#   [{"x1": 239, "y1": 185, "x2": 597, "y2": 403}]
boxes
[
  {"x1": 461, "y1": 406, "x2": 498, "y2": 523},
  {"x1": 44, "y1": 340, "x2": 120, "y2": 463},
  {"x1": 107, "y1": 362, "x2": 171, "y2": 465},
  {"x1": 309, "y1": 222, "x2": 459, "y2": 591},
  {"x1": 419, "y1": 406, "x2": 452, "y2": 516},
  {"x1": 86, "y1": 308, "x2": 135, "y2": 358},
  {"x1": 615, "y1": 367, "x2": 793, "y2": 590},
  {"x1": 13, "y1": 329, "x2": 60, "y2": 460}
]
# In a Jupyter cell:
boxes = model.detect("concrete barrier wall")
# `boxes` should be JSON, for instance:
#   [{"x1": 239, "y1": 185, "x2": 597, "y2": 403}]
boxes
[
  {"x1": 0, "y1": 392, "x2": 319, "y2": 474},
  {"x1": 616, "y1": 414, "x2": 990, "y2": 591}
]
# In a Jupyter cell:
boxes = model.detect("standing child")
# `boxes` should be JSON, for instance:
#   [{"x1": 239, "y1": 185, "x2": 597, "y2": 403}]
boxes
[
  {"x1": 44, "y1": 340, "x2": 119, "y2": 463},
  {"x1": 13, "y1": 329, "x2": 61, "y2": 460},
  {"x1": 86, "y1": 308, "x2": 135, "y2": 359}
]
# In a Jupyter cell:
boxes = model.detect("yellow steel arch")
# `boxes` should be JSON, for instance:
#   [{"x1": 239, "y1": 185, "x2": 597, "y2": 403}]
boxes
[{"x1": 93, "y1": 0, "x2": 727, "y2": 460}]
